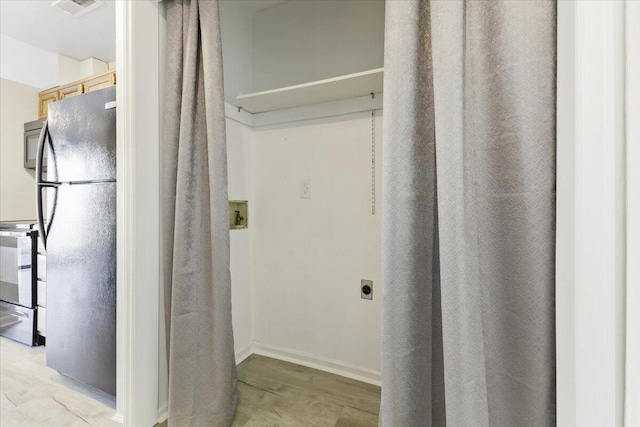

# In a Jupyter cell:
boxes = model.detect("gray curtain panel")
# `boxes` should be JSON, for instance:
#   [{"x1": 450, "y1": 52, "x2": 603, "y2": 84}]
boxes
[
  {"x1": 381, "y1": 1, "x2": 556, "y2": 426},
  {"x1": 163, "y1": 1, "x2": 238, "y2": 426}
]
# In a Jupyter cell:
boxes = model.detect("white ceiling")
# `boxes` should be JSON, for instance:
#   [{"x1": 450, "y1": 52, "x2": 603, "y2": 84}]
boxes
[
  {"x1": 0, "y1": 0, "x2": 116, "y2": 63},
  {"x1": 0, "y1": 0, "x2": 288, "y2": 63}
]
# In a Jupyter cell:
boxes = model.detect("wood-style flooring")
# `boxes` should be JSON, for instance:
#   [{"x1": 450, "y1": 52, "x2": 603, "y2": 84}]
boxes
[
  {"x1": 1, "y1": 337, "x2": 381, "y2": 426},
  {"x1": 232, "y1": 355, "x2": 381, "y2": 426},
  {"x1": 0, "y1": 337, "x2": 118, "y2": 426}
]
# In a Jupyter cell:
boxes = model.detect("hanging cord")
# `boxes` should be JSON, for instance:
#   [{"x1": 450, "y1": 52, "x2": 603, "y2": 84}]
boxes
[{"x1": 371, "y1": 110, "x2": 376, "y2": 215}]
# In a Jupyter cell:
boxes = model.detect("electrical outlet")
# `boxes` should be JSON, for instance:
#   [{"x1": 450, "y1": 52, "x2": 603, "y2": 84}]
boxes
[
  {"x1": 300, "y1": 179, "x2": 311, "y2": 199},
  {"x1": 361, "y1": 279, "x2": 373, "y2": 300}
]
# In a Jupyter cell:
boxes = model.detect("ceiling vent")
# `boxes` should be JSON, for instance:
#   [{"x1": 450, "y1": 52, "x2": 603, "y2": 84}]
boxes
[{"x1": 51, "y1": 0, "x2": 104, "y2": 18}]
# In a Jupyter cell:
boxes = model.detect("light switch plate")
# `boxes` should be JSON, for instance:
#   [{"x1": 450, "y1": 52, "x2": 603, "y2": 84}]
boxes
[
  {"x1": 361, "y1": 279, "x2": 373, "y2": 300},
  {"x1": 300, "y1": 179, "x2": 311, "y2": 198}
]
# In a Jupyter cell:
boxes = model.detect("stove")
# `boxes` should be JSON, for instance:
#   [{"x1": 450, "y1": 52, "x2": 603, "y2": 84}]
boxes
[{"x1": 0, "y1": 220, "x2": 40, "y2": 345}]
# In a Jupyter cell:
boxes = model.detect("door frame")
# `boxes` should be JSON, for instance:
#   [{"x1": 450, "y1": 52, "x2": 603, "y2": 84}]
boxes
[
  {"x1": 114, "y1": 1, "x2": 161, "y2": 425},
  {"x1": 624, "y1": 2, "x2": 640, "y2": 425},
  {"x1": 556, "y1": 1, "x2": 628, "y2": 425}
]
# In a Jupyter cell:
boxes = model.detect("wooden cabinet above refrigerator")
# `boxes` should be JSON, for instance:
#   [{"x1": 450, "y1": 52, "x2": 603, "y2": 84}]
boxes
[{"x1": 37, "y1": 69, "x2": 116, "y2": 118}]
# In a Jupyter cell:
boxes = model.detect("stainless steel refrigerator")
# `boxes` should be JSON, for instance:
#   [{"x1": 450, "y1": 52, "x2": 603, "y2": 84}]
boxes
[{"x1": 35, "y1": 87, "x2": 116, "y2": 396}]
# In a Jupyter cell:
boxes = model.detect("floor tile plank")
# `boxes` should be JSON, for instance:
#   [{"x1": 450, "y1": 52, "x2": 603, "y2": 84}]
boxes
[{"x1": 334, "y1": 406, "x2": 379, "y2": 427}]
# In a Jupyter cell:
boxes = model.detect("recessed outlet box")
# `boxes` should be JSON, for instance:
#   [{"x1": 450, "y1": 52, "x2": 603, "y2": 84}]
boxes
[
  {"x1": 361, "y1": 279, "x2": 373, "y2": 300},
  {"x1": 300, "y1": 179, "x2": 311, "y2": 199},
  {"x1": 229, "y1": 200, "x2": 248, "y2": 230}
]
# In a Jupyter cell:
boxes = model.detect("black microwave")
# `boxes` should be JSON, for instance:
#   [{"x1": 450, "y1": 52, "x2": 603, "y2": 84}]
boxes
[{"x1": 24, "y1": 119, "x2": 47, "y2": 171}]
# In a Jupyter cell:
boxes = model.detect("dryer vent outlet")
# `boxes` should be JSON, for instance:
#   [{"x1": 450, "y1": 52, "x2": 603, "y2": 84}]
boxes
[{"x1": 361, "y1": 280, "x2": 373, "y2": 300}]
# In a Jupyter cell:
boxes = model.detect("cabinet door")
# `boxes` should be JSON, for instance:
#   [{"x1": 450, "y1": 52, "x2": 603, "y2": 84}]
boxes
[
  {"x1": 84, "y1": 71, "x2": 116, "y2": 93},
  {"x1": 59, "y1": 83, "x2": 84, "y2": 100},
  {"x1": 38, "y1": 89, "x2": 58, "y2": 118}
]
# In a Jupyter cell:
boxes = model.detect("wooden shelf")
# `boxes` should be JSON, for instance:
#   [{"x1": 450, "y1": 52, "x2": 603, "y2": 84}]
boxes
[{"x1": 232, "y1": 68, "x2": 383, "y2": 114}]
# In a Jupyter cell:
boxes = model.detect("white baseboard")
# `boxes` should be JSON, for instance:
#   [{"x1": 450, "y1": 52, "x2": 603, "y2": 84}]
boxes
[
  {"x1": 156, "y1": 403, "x2": 168, "y2": 424},
  {"x1": 235, "y1": 343, "x2": 254, "y2": 365},
  {"x1": 252, "y1": 342, "x2": 381, "y2": 386},
  {"x1": 111, "y1": 413, "x2": 124, "y2": 424}
]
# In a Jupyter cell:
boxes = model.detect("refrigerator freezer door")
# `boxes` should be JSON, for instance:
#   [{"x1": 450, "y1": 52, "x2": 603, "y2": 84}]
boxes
[
  {"x1": 46, "y1": 182, "x2": 116, "y2": 396},
  {"x1": 46, "y1": 87, "x2": 116, "y2": 183}
]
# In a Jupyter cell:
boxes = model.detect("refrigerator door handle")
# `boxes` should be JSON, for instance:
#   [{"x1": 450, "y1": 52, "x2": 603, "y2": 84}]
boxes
[
  {"x1": 36, "y1": 185, "x2": 57, "y2": 250},
  {"x1": 35, "y1": 120, "x2": 58, "y2": 249},
  {"x1": 35, "y1": 120, "x2": 48, "y2": 249},
  {"x1": 35, "y1": 119, "x2": 48, "y2": 186}
]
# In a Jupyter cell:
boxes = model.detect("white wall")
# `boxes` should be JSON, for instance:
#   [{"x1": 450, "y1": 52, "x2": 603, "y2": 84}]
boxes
[
  {"x1": 0, "y1": 78, "x2": 39, "y2": 221},
  {"x1": 220, "y1": 1, "x2": 253, "y2": 99},
  {"x1": 2, "y1": 35, "x2": 110, "y2": 90},
  {"x1": 251, "y1": 111, "x2": 383, "y2": 383},
  {"x1": 0, "y1": 35, "x2": 58, "y2": 90},
  {"x1": 226, "y1": 115, "x2": 254, "y2": 360},
  {"x1": 251, "y1": 0, "x2": 384, "y2": 91},
  {"x1": 217, "y1": 0, "x2": 386, "y2": 384},
  {"x1": 58, "y1": 55, "x2": 109, "y2": 86},
  {"x1": 58, "y1": 55, "x2": 84, "y2": 86}
]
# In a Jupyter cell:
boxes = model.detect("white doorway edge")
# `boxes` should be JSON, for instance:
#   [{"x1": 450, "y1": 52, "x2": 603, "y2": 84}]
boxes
[
  {"x1": 557, "y1": 2, "x2": 627, "y2": 426},
  {"x1": 115, "y1": 1, "x2": 161, "y2": 425}
]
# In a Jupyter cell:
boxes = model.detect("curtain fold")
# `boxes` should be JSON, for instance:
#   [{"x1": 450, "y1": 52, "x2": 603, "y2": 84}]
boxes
[
  {"x1": 381, "y1": 1, "x2": 556, "y2": 425},
  {"x1": 163, "y1": 1, "x2": 238, "y2": 426},
  {"x1": 380, "y1": 1, "x2": 445, "y2": 425}
]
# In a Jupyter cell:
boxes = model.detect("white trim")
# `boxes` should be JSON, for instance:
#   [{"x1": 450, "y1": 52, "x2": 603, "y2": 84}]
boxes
[
  {"x1": 252, "y1": 342, "x2": 381, "y2": 387},
  {"x1": 156, "y1": 404, "x2": 168, "y2": 425},
  {"x1": 625, "y1": 2, "x2": 640, "y2": 425},
  {"x1": 115, "y1": 1, "x2": 161, "y2": 426},
  {"x1": 235, "y1": 343, "x2": 254, "y2": 365},
  {"x1": 557, "y1": 2, "x2": 626, "y2": 425},
  {"x1": 157, "y1": 1, "x2": 168, "y2": 418},
  {"x1": 555, "y1": 4, "x2": 577, "y2": 422}
]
